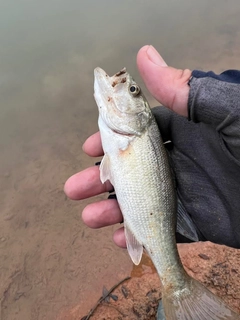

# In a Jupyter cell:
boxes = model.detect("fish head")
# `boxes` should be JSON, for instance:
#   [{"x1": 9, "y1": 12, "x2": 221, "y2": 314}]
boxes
[{"x1": 94, "y1": 67, "x2": 152, "y2": 136}]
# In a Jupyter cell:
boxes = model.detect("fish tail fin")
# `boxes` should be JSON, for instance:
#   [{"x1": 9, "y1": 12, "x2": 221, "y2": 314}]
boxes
[{"x1": 162, "y1": 278, "x2": 240, "y2": 320}]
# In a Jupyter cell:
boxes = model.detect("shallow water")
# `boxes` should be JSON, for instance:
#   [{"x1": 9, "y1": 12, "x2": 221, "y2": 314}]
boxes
[{"x1": 0, "y1": 0, "x2": 240, "y2": 319}]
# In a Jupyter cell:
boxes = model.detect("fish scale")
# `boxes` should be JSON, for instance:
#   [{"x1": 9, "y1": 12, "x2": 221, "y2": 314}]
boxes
[{"x1": 94, "y1": 66, "x2": 240, "y2": 319}]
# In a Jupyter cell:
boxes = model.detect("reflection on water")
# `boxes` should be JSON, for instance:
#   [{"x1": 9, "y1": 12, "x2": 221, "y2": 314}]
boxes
[{"x1": 0, "y1": 0, "x2": 240, "y2": 318}]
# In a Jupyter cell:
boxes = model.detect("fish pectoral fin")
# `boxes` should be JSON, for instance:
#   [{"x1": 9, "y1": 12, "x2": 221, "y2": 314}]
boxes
[
  {"x1": 99, "y1": 154, "x2": 111, "y2": 183},
  {"x1": 125, "y1": 224, "x2": 143, "y2": 265},
  {"x1": 162, "y1": 278, "x2": 240, "y2": 320},
  {"x1": 176, "y1": 197, "x2": 199, "y2": 242}
]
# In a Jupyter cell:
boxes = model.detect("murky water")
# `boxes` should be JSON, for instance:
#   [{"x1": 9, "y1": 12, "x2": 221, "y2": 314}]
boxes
[{"x1": 0, "y1": 0, "x2": 240, "y2": 319}]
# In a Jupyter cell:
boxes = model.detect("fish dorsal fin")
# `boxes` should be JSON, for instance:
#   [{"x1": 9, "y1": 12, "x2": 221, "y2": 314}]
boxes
[
  {"x1": 176, "y1": 198, "x2": 199, "y2": 242},
  {"x1": 125, "y1": 224, "x2": 143, "y2": 265},
  {"x1": 99, "y1": 154, "x2": 111, "y2": 183}
]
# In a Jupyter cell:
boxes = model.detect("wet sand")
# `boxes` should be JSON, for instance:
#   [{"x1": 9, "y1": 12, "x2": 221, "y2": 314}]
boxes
[{"x1": 1, "y1": 1, "x2": 240, "y2": 319}]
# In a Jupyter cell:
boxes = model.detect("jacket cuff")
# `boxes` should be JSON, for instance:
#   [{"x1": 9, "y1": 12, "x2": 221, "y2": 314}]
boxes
[{"x1": 187, "y1": 76, "x2": 240, "y2": 126}]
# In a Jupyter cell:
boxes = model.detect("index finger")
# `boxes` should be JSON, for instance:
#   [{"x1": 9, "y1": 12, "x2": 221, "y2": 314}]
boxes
[
  {"x1": 64, "y1": 166, "x2": 112, "y2": 200},
  {"x1": 83, "y1": 132, "x2": 103, "y2": 157}
]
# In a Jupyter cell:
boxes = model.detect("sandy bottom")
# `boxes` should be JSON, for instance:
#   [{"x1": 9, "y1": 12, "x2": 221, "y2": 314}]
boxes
[{"x1": 0, "y1": 100, "x2": 133, "y2": 319}]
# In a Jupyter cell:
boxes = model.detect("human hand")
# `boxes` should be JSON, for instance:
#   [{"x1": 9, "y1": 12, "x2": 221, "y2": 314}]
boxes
[{"x1": 64, "y1": 45, "x2": 192, "y2": 248}]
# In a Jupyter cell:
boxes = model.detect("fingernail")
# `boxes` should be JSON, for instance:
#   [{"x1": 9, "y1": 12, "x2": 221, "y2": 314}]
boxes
[{"x1": 147, "y1": 45, "x2": 167, "y2": 67}]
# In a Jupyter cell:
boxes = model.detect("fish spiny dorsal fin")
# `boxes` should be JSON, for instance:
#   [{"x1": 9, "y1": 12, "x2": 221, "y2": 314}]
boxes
[{"x1": 162, "y1": 277, "x2": 240, "y2": 320}]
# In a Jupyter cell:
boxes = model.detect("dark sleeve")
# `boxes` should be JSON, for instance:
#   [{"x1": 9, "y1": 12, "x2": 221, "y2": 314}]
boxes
[
  {"x1": 191, "y1": 69, "x2": 240, "y2": 84},
  {"x1": 151, "y1": 106, "x2": 174, "y2": 142},
  {"x1": 188, "y1": 70, "x2": 240, "y2": 162}
]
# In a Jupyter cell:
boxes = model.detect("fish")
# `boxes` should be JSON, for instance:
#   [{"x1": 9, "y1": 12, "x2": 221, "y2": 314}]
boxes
[{"x1": 94, "y1": 67, "x2": 240, "y2": 319}]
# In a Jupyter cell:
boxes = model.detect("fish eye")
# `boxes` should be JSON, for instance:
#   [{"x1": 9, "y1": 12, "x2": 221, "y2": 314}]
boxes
[{"x1": 129, "y1": 84, "x2": 141, "y2": 96}]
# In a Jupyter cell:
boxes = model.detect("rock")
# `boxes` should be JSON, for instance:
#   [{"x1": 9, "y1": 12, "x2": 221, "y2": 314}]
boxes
[
  {"x1": 179, "y1": 241, "x2": 240, "y2": 313},
  {"x1": 58, "y1": 242, "x2": 240, "y2": 319}
]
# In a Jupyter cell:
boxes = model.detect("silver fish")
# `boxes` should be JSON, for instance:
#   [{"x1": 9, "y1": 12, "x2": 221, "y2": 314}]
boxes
[{"x1": 94, "y1": 67, "x2": 240, "y2": 319}]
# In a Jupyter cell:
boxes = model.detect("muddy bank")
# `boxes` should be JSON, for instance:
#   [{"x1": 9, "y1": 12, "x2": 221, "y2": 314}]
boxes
[{"x1": 58, "y1": 241, "x2": 240, "y2": 319}]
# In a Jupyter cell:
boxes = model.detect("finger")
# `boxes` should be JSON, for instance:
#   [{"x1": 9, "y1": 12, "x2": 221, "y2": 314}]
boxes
[
  {"x1": 113, "y1": 227, "x2": 127, "y2": 248},
  {"x1": 137, "y1": 45, "x2": 191, "y2": 117},
  {"x1": 64, "y1": 166, "x2": 112, "y2": 200},
  {"x1": 82, "y1": 132, "x2": 103, "y2": 157},
  {"x1": 82, "y1": 198, "x2": 123, "y2": 228}
]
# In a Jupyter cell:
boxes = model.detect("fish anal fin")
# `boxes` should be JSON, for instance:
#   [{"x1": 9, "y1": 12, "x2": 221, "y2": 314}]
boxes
[
  {"x1": 163, "y1": 278, "x2": 240, "y2": 320},
  {"x1": 99, "y1": 154, "x2": 111, "y2": 183},
  {"x1": 125, "y1": 224, "x2": 143, "y2": 265}
]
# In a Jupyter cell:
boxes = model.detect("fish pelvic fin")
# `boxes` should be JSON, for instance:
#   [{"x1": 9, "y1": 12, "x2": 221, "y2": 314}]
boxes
[{"x1": 162, "y1": 278, "x2": 240, "y2": 320}]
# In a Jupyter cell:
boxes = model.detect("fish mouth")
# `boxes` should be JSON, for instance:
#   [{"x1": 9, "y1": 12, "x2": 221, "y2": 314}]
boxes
[
  {"x1": 94, "y1": 67, "x2": 109, "y2": 79},
  {"x1": 94, "y1": 67, "x2": 112, "y2": 92},
  {"x1": 94, "y1": 67, "x2": 127, "y2": 79},
  {"x1": 94, "y1": 67, "x2": 128, "y2": 91}
]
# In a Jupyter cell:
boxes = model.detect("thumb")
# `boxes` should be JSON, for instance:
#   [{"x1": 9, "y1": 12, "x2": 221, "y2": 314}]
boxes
[{"x1": 137, "y1": 45, "x2": 191, "y2": 117}]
